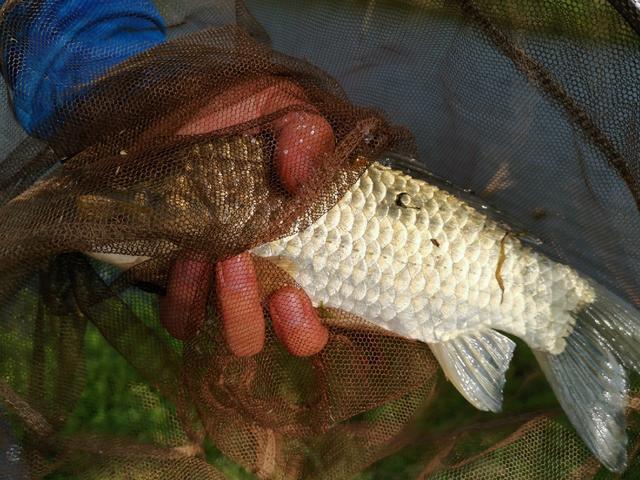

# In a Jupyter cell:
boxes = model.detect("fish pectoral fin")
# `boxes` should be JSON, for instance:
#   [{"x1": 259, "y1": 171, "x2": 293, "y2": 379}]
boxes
[{"x1": 429, "y1": 330, "x2": 515, "y2": 413}]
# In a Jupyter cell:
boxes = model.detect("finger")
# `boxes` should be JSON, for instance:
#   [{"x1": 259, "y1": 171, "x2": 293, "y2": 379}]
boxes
[
  {"x1": 215, "y1": 252, "x2": 265, "y2": 357},
  {"x1": 273, "y1": 111, "x2": 335, "y2": 194},
  {"x1": 269, "y1": 286, "x2": 329, "y2": 357},
  {"x1": 176, "y1": 79, "x2": 307, "y2": 136},
  {"x1": 176, "y1": 78, "x2": 335, "y2": 193},
  {"x1": 160, "y1": 257, "x2": 213, "y2": 341}
]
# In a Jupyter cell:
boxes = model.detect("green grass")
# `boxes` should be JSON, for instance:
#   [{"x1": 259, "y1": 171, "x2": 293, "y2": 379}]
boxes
[
  {"x1": 35, "y1": 325, "x2": 557, "y2": 479},
  {"x1": 62, "y1": 325, "x2": 176, "y2": 442},
  {"x1": 43, "y1": 324, "x2": 255, "y2": 480},
  {"x1": 354, "y1": 338, "x2": 559, "y2": 479},
  {"x1": 1, "y1": 279, "x2": 623, "y2": 480}
]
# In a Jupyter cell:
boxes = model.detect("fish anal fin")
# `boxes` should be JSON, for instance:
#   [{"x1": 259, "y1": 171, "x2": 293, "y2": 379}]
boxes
[{"x1": 429, "y1": 330, "x2": 515, "y2": 413}]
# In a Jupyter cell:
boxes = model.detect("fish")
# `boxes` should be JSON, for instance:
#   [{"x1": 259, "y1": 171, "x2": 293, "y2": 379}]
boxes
[
  {"x1": 251, "y1": 161, "x2": 640, "y2": 473},
  {"x1": 87, "y1": 157, "x2": 640, "y2": 473}
]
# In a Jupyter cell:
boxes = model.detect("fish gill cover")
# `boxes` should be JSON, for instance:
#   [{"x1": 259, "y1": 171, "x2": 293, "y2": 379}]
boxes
[{"x1": 0, "y1": 0, "x2": 640, "y2": 479}]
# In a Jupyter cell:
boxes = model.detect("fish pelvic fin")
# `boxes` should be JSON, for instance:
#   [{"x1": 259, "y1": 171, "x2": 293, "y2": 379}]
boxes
[
  {"x1": 534, "y1": 282, "x2": 640, "y2": 473},
  {"x1": 429, "y1": 329, "x2": 515, "y2": 413}
]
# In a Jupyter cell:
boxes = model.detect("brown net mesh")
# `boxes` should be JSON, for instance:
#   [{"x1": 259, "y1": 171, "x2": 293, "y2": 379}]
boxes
[{"x1": 2, "y1": 0, "x2": 640, "y2": 479}]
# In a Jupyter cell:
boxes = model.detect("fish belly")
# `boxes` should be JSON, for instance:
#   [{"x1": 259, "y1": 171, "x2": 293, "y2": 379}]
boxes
[{"x1": 252, "y1": 162, "x2": 594, "y2": 354}]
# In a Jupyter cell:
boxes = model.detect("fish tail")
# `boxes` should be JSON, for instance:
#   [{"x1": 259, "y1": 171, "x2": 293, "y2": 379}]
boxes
[{"x1": 534, "y1": 282, "x2": 640, "y2": 473}]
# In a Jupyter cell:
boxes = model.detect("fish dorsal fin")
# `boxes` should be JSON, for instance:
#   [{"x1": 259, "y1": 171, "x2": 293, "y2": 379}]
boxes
[{"x1": 429, "y1": 330, "x2": 515, "y2": 413}]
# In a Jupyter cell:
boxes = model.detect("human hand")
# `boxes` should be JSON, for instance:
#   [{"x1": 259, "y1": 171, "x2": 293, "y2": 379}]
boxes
[{"x1": 160, "y1": 78, "x2": 333, "y2": 357}]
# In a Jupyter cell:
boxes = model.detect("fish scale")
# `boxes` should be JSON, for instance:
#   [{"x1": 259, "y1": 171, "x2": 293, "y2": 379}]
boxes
[{"x1": 252, "y1": 161, "x2": 593, "y2": 354}]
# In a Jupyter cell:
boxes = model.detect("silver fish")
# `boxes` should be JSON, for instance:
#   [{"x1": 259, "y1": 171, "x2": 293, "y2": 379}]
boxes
[
  {"x1": 252, "y1": 161, "x2": 640, "y2": 473},
  {"x1": 90, "y1": 160, "x2": 640, "y2": 473}
]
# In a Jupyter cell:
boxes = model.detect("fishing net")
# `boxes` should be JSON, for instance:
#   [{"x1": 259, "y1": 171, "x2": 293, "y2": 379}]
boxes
[{"x1": 1, "y1": 0, "x2": 639, "y2": 479}]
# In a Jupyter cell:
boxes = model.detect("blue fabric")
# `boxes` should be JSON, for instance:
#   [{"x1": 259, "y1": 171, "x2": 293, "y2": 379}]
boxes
[{"x1": 1, "y1": 0, "x2": 166, "y2": 135}]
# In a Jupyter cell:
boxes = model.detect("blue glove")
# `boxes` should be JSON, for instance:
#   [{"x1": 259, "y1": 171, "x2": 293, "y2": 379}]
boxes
[{"x1": 0, "y1": 0, "x2": 166, "y2": 135}]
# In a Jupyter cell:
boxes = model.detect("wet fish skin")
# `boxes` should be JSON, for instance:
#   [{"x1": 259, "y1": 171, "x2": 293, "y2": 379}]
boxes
[
  {"x1": 252, "y1": 162, "x2": 593, "y2": 354},
  {"x1": 253, "y1": 161, "x2": 640, "y2": 473}
]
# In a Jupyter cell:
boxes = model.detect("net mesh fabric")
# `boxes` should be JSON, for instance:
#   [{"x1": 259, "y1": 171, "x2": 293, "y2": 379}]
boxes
[{"x1": 0, "y1": 0, "x2": 640, "y2": 479}]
